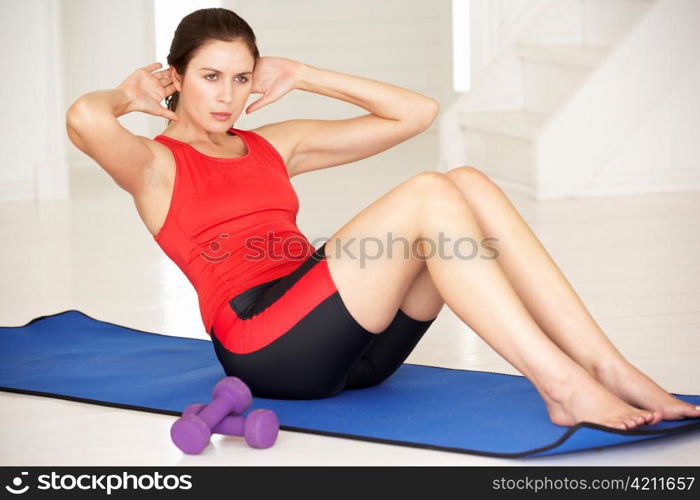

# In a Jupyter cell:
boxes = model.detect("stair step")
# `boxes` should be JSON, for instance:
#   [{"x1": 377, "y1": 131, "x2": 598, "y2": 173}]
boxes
[
  {"x1": 513, "y1": 43, "x2": 612, "y2": 68},
  {"x1": 458, "y1": 110, "x2": 548, "y2": 140}
]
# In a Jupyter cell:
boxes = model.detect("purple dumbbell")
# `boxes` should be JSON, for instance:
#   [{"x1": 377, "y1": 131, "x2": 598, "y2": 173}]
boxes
[
  {"x1": 184, "y1": 403, "x2": 279, "y2": 449},
  {"x1": 170, "y1": 377, "x2": 252, "y2": 454}
]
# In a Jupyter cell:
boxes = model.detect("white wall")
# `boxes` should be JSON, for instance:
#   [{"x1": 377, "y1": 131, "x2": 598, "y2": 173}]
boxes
[
  {"x1": 0, "y1": 0, "x2": 68, "y2": 201},
  {"x1": 222, "y1": 0, "x2": 458, "y2": 131},
  {"x1": 538, "y1": 0, "x2": 700, "y2": 198},
  {"x1": 61, "y1": 0, "x2": 157, "y2": 170},
  {"x1": 468, "y1": 0, "x2": 545, "y2": 88},
  {"x1": 444, "y1": 0, "x2": 699, "y2": 199},
  {"x1": 581, "y1": 58, "x2": 700, "y2": 196}
]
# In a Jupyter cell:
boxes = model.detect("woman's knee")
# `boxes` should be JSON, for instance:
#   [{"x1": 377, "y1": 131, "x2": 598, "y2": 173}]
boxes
[
  {"x1": 408, "y1": 171, "x2": 470, "y2": 217},
  {"x1": 405, "y1": 171, "x2": 467, "y2": 209},
  {"x1": 407, "y1": 171, "x2": 455, "y2": 191},
  {"x1": 444, "y1": 165, "x2": 502, "y2": 197}
]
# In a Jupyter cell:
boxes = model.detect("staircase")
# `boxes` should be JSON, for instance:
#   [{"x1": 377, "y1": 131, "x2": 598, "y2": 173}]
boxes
[{"x1": 439, "y1": 0, "x2": 700, "y2": 199}]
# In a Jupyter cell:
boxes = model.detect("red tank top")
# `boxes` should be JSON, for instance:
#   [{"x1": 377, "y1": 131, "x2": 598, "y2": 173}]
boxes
[{"x1": 152, "y1": 127, "x2": 316, "y2": 335}]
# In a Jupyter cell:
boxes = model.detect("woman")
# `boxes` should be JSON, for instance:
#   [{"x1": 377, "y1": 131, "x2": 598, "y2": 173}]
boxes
[{"x1": 66, "y1": 8, "x2": 699, "y2": 429}]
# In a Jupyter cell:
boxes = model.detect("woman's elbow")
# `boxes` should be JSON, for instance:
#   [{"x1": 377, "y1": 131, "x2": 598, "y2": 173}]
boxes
[{"x1": 417, "y1": 99, "x2": 439, "y2": 129}]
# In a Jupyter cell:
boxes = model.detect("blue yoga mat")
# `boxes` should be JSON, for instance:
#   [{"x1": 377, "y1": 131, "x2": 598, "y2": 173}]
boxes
[{"x1": 1, "y1": 310, "x2": 699, "y2": 458}]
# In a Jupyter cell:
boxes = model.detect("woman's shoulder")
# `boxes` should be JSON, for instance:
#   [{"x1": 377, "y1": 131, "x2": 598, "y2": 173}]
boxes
[
  {"x1": 140, "y1": 122, "x2": 298, "y2": 172},
  {"x1": 128, "y1": 135, "x2": 176, "y2": 189},
  {"x1": 135, "y1": 135, "x2": 175, "y2": 171},
  {"x1": 248, "y1": 121, "x2": 305, "y2": 173},
  {"x1": 134, "y1": 133, "x2": 176, "y2": 157}
]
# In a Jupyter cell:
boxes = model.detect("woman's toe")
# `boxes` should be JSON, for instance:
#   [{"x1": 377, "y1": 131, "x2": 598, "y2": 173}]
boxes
[{"x1": 684, "y1": 405, "x2": 700, "y2": 418}]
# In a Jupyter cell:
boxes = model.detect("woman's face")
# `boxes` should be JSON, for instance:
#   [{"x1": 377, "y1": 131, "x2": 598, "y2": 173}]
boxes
[{"x1": 170, "y1": 38, "x2": 255, "y2": 132}]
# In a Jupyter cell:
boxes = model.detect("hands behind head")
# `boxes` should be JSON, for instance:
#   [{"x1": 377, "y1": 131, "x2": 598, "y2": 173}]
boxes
[
  {"x1": 246, "y1": 57, "x2": 305, "y2": 114},
  {"x1": 115, "y1": 57, "x2": 304, "y2": 120},
  {"x1": 116, "y1": 62, "x2": 180, "y2": 121}
]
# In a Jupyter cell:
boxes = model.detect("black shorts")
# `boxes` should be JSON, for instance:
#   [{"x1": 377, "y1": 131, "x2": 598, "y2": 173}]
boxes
[{"x1": 210, "y1": 242, "x2": 437, "y2": 399}]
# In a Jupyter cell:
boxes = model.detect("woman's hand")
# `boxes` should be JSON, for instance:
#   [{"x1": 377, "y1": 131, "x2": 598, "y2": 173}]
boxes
[
  {"x1": 246, "y1": 57, "x2": 305, "y2": 114},
  {"x1": 116, "y1": 62, "x2": 179, "y2": 121}
]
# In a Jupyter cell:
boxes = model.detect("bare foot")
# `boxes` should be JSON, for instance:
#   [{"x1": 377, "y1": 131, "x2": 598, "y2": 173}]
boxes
[
  {"x1": 592, "y1": 358, "x2": 700, "y2": 425},
  {"x1": 539, "y1": 366, "x2": 657, "y2": 430}
]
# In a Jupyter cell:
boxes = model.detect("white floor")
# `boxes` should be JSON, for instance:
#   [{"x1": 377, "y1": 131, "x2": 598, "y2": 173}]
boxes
[{"x1": 1, "y1": 130, "x2": 699, "y2": 466}]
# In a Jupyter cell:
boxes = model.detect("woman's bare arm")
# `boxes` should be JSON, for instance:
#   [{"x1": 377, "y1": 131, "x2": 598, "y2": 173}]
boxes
[
  {"x1": 296, "y1": 64, "x2": 438, "y2": 124},
  {"x1": 65, "y1": 63, "x2": 178, "y2": 195},
  {"x1": 66, "y1": 88, "x2": 156, "y2": 195},
  {"x1": 255, "y1": 61, "x2": 439, "y2": 177}
]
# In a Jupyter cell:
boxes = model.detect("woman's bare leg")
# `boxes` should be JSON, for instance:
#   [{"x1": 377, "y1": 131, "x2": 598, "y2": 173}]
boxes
[
  {"x1": 440, "y1": 166, "x2": 700, "y2": 422},
  {"x1": 443, "y1": 167, "x2": 621, "y2": 371},
  {"x1": 323, "y1": 171, "x2": 657, "y2": 429}
]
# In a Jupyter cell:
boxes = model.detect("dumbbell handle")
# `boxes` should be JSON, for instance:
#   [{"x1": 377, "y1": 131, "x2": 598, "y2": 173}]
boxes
[
  {"x1": 183, "y1": 403, "x2": 279, "y2": 449},
  {"x1": 194, "y1": 407, "x2": 244, "y2": 436},
  {"x1": 196, "y1": 396, "x2": 237, "y2": 430}
]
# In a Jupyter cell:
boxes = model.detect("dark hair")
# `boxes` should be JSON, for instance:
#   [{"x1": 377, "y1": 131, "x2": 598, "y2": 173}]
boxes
[{"x1": 164, "y1": 8, "x2": 259, "y2": 120}]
